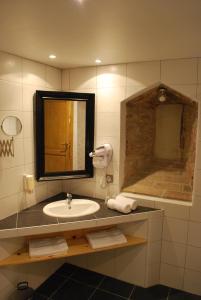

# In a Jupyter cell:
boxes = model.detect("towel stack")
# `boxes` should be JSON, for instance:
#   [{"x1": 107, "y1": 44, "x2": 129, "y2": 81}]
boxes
[
  {"x1": 107, "y1": 193, "x2": 138, "y2": 214},
  {"x1": 29, "y1": 237, "x2": 68, "y2": 257},
  {"x1": 86, "y1": 228, "x2": 127, "y2": 249}
]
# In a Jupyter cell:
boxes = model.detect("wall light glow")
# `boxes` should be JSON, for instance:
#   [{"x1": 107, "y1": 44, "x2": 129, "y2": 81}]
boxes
[
  {"x1": 49, "y1": 54, "x2": 56, "y2": 59},
  {"x1": 95, "y1": 59, "x2": 102, "y2": 64}
]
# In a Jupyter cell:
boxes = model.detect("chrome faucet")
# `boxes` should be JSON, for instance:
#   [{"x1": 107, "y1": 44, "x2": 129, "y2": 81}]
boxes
[{"x1": 66, "y1": 193, "x2": 72, "y2": 209}]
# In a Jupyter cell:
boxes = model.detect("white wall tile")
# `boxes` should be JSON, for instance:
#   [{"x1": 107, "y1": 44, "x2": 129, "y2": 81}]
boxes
[
  {"x1": 46, "y1": 181, "x2": 62, "y2": 198},
  {"x1": 25, "y1": 259, "x2": 65, "y2": 289},
  {"x1": 35, "y1": 183, "x2": 48, "y2": 203},
  {"x1": 125, "y1": 85, "x2": 145, "y2": 98},
  {"x1": 168, "y1": 85, "x2": 197, "y2": 99},
  {"x1": 193, "y1": 170, "x2": 201, "y2": 196},
  {"x1": 147, "y1": 241, "x2": 162, "y2": 265},
  {"x1": 66, "y1": 178, "x2": 96, "y2": 198},
  {"x1": 148, "y1": 212, "x2": 163, "y2": 242},
  {"x1": 97, "y1": 87, "x2": 125, "y2": 113},
  {"x1": 22, "y1": 59, "x2": 46, "y2": 87},
  {"x1": 0, "y1": 270, "x2": 17, "y2": 300},
  {"x1": 162, "y1": 217, "x2": 188, "y2": 244},
  {"x1": 198, "y1": 59, "x2": 201, "y2": 84},
  {"x1": 161, "y1": 241, "x2": 186, "y2": 267},
  {"x1": 69, "y1": 88, "x2": 96, "y2": 94},
  {"x1": 46, "y1": 66, "x2": 61, "y2": 90},
  {"x1": 23, "y1": 138, "x2": 34, "y2": 164},
  {"x1": 190, "y1": 195, "x2": 201, "y2": 222},
  {"x1": 118, "y1": 220, "x2": 148, "y2": 239},
  {"x1": 145, "y1": 263, "x2": 160, "y2": 287},
  {"x1": 97, "y1": 64, "x2": 126, "y2": 88},
  {"x1": 21, "y1": 190, "x2": 37, "y2": 210},
  {"x1": 0, "y1": 51, "x2": 22, "y2": 83},
  {"x1": 184, "y1": 269, "x2": 201, "y2": 296},
  {"x1": 87, "y1": 250, "x2": 116, "y2": 278},
  {"x1": 0, "y1": 166, "x2": 24, "y2": 199},
  {"x1": 161, "y1": 58, "x2": 198, "y2": 85},
  {"x1": 62, "y1": 69, "x2": 70, "y2": 91},
  {"x1": 115, "y1": 245, "x2": 146, "y2": 286},
  {"x1": 94, "y1": 183, "x2": 119, "y2": 201},
  {"x1": 186, "y1": 246, "x2": 201, "y2": 272},
  {"x1": 188, "y1": 221, "x2": 201, "y2": 247},
  {"x1": 0, "y1": 194, "x2": 19, "y2": 220},
  {"x1": 155, "y1": 201, "x2": 190, "y2": 220},
  {"x1": 69, "y1": 67, "x2": 96, "y2": 89},
  {"x1": 66, "y1": 255, "x2": 88, "y2": 269},
  {"x1": 96, "y1": 112, "x2": 120, "y2": 137},
  {"x1": 23, "y1": 111, "x2": 33, "y2": 138},
  {"x1": 0, "y1": 81, "x2": 22, "y2": 111},
  {"x1": 160, "y1": 263, "x2": 184, "y2": 289},
  {"x1": 126, "y1": 61, "x2": 160, "y2": 87},
  {"x1": 22, "y1": 85, "x2": 36, "y2": 111}
]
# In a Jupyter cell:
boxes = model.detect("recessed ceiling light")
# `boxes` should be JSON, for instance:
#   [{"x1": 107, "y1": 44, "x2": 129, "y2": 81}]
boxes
[
  {"x1": 95, "y1": 59, "x2": 102, "y2": 64},
  {"x1": 49, "y1": 54, "x2": 56, "y2": 59}
]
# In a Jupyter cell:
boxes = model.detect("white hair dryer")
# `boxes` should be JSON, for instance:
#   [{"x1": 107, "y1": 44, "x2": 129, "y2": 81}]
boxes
[{"x1": 89, "y1": 144, "x2": 113, "y2": 168}]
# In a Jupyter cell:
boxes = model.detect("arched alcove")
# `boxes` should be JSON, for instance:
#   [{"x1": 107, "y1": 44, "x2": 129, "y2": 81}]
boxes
[{"x1": 120, "y1": 83, "x2": 198, "y2": 201}]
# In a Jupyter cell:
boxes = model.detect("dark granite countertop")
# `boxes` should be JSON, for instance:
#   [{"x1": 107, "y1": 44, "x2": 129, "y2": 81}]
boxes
[{"x1": 0, "y1": 193, "x2": 158, "y2": 237}]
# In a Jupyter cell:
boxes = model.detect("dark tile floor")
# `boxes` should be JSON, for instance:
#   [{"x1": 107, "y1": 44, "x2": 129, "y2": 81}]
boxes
[{"x1": 33, "y1": 263, "x2": 201, "y2": 300}]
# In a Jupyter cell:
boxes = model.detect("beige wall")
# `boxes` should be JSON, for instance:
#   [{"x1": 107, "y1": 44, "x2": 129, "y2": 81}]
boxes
[
  {"x1": 62, "y1": 58, "x2": 201, "y2": 296},
  {"x1": 0, "y1": 51, "x2": 64, "y2": 300}
]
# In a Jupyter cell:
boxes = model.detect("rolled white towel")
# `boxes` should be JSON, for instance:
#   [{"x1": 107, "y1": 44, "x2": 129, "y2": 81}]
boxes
[
  {"x1": 115, "y1": 194, "x2": 138, "y2": 210},
  {"x1": 107, "y1": 198, "x2": 131, "y2": 214}
]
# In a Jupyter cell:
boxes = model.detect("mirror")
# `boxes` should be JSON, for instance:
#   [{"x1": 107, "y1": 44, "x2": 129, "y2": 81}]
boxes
[
  {"x1": 1, "y1": 116, "x2": 22, "y2": 136},
  {"x1": 35, "y1": 90, "x2": 95, "y2": 181}
]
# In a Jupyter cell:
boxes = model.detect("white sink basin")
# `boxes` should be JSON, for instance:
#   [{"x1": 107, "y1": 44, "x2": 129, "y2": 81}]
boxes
[{"x1": 43, "y1": 199, "x2": 100, "y2": 218}]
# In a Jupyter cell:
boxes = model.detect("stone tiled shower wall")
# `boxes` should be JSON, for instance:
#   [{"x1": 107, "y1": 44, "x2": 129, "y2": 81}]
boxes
[
  {"x1": 122, "y1": 85, "x2": 198, "y2": 201},
  {"x1": 62, "y1": 58, "x2": 201, "y2": 295},
  {"x1": 0, "y1": 51, "x2": 64, "y2": 299}
]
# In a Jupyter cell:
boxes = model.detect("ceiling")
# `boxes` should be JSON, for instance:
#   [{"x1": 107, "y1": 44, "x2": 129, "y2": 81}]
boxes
[{"x1": 0, "y1": 0, "x2": 201, "y2": 69}]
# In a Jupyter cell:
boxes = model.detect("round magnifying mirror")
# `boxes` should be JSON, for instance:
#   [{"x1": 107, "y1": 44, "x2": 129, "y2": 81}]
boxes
[{"x1": 1, "y1": 116, "x2": 22, "y2": 136}]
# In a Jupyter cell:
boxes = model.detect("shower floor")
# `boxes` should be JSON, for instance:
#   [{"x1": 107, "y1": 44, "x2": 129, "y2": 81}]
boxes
[{"x1": 123, "y1": 160, "x2": 192, "y2": 201}]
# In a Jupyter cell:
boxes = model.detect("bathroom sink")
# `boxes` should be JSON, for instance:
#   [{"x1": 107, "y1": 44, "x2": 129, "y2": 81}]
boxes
[{"x1": 43, "y1": 199, "x2": 100, "y2": 218}]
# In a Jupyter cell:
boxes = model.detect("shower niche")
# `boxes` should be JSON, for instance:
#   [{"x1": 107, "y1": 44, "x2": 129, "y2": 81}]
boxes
[{"x1": 121, "y1": 83, "x2": 198, "y2": 202}]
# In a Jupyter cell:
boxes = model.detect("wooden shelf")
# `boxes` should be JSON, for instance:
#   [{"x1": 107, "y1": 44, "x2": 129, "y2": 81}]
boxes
[{"x1": 0, "y1": 233, "x2": 146, "y2": 266}]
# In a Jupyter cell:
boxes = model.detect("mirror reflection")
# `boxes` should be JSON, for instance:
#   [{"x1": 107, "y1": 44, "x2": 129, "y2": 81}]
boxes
[
  {"x1": 1, "y1": 116, "x2": 22, "y2": 136},
  {"x1": 44, "y1": 99, "x2": 86, "y2": 173}
]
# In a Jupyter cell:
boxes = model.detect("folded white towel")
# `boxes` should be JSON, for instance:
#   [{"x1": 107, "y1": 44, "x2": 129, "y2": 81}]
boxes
[
  {"x1": 107, "y1": 198, "x2": 131, "y2": 214},
  {"x1": 86, "y1": 228, "x2": 127, "y2": 249},
  {"x1": 115, "y1": 194, "x2": 138, "y2": 210},
  {"x1": 29, "y1": 237, "x2": 68, "y2": 257}
]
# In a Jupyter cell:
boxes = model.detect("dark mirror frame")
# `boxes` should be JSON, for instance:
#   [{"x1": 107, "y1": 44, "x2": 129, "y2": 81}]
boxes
[{"x1": 35, "y1": 90, "x2": 95, "y2": 181}]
